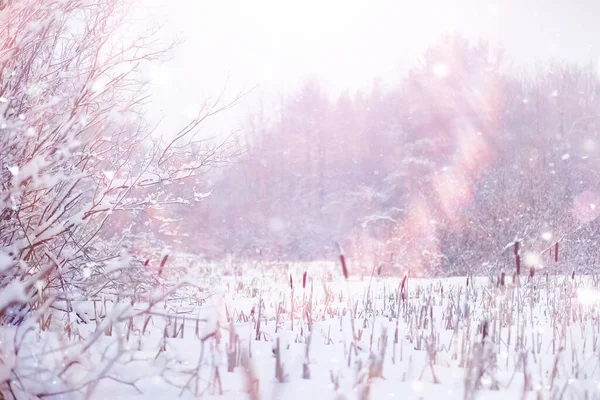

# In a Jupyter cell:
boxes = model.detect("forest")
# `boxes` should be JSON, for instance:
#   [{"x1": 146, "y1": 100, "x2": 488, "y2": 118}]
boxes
[{"x1": 176, "y1": 35, "x2": 600, "y2": 277}]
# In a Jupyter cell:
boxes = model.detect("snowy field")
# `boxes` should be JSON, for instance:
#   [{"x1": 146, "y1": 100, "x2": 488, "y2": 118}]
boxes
[
  {"x1": 5, "y1": 1, "x2": 600, "y2": 400},
  {"x1": 6, "y1": 259, "x2": 600, "y2": 400}
]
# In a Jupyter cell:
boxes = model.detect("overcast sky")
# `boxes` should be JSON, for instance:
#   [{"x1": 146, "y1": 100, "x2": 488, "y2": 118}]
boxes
[{"x1": 143, "y1": 0, "x2": 600, "y2": 134}]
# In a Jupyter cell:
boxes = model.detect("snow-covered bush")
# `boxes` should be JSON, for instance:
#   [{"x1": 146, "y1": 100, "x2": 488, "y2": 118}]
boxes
[{"x1": 0, "y1": 0, "x2": 242, "y2": 396}]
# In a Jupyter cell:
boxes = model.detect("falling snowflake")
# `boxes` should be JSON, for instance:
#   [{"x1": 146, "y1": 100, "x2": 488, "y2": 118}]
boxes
[{"x1": 541, "y1": 231, "x2": 553, "y2": 241}]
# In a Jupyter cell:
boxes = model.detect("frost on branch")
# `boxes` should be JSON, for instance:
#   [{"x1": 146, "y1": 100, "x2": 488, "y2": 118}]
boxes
[{"x1": 0, "y1": 0, "x2": 243, "y2": 397}]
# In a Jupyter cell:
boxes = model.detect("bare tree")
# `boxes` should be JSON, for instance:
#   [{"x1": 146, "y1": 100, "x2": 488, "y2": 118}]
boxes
[{"x1": 0, "y1": 0, "x2": 245, "y2": 396}]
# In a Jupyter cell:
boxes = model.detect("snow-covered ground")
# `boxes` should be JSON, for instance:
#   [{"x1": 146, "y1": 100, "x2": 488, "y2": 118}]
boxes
[{"x1": 7, "y1": 261, "x2": 600, "y2": 399}]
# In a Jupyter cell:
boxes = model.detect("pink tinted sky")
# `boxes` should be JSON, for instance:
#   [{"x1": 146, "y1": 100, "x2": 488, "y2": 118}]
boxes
[{"x1": 143, "y1": 0, "x2": 600, "y2": 132}]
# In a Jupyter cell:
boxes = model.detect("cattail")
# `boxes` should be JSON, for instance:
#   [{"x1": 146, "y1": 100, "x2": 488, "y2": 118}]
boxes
[
  {"x1": 302, "y1": 271, "x2": 307, "y2": 289},
  {"x1": 143, "y1": 258, "x2": 150, "y2": 267},
  {"x1": 514, "y1": 241, "x2": 520, "y2": 256},
  {"x1": 158, "y1": 254, "x2": 168, "y2": 276},
  {"x1": 290, "y1": 273, "x2": 293, "y2": 290},
  {"x1": 336, "y1": 242, "x2": 349, "y2": 280},
  {"x1": 555, "y1": 242, "x2": 559, "y2": 262},
  {"x1": 340, "y1": 254, "x2": 348, "y2": 280},
  {"x1": 400, "y1": 274, "x2": 408, "y2": 302},
  {"x1": 377, "y1": 264, "x2": 382, "y2": 276},
  {"x1": 429, "y1": 306, "x2": 433, "y2": 330},
  {"x1": 482, "y1": 320, "x2": 489, "y2": 340},
  {"x1": 572, "y1": 270, "x2": 575, "y2": 280},
  {"x1": 500, "y1": 272, "x2": 505, "y2": 286},
  {"x1": 529, "y1": 267, "x2": 535, "y2": 279},
  {"x1": 515, "y1": 255, "x2": 521, "y2": 275},
  {"x1": 466, "y1": 276, "x2": 469, "y2": 287}
]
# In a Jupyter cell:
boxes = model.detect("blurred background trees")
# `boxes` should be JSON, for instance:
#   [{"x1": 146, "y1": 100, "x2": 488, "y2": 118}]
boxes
[{"x1": 181, "y1": 34, "x2": 600, "y2": 276}]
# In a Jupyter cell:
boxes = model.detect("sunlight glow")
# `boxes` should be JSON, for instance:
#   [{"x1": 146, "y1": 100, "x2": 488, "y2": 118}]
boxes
[{"x1": 432, "y1": 63, "x2": 449, "y2": 78}]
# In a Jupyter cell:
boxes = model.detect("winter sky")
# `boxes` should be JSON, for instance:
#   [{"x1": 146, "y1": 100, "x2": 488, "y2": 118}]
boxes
[{"x1": 143, "y1": 0, "x2": 600, "y2": 133}]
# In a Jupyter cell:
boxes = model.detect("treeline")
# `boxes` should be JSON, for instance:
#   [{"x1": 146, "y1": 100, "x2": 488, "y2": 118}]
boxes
[{"x1": 181, "y1": 34, "x2": 600, "y2": 275}]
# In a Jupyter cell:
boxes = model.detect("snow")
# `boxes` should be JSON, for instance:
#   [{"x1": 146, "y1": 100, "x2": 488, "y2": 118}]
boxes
[
  {"x1": 103, "y1": 170, "x2": 115, "y2": 180},
  {"x1": 193, "y1": 191, "x2": 212, "y2": 200},
  {"x1": 104, "y1": 252, "x2": 133, "y2": 275},
  {"x1": 0, "y1": 251, "x2": 12, "y2": 273},
  {"x1": 7, "y1": 165, "x2": 18, "y2": 176},
  {"x1": 576, "y1": 287, "x2": 600, "y2": 305},
  {"x1": 2, "y1": 1, "x2": 600, "y2": 399},
  {"x1": 98, "y1": 273, "x2": 600, "y2": 398},
  {"x1": 0, "y1": 281, "x2": 28, "y2": 311},
  {"x1": 2, "y1": 262, "x2": 597, "y2": 399}
]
